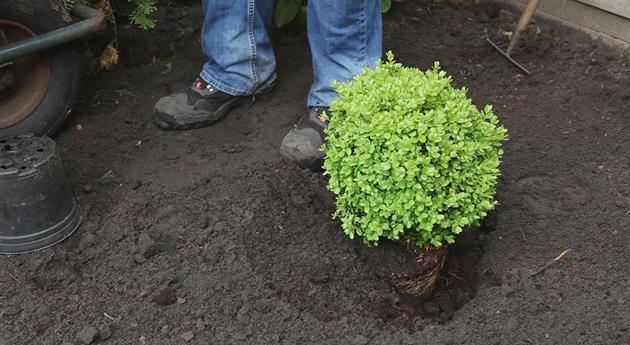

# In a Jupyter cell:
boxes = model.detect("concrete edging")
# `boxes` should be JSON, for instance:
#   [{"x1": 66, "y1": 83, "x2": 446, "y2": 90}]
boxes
[{"x1": 499, "y1": 0, "x2": 630, "y2": 48}]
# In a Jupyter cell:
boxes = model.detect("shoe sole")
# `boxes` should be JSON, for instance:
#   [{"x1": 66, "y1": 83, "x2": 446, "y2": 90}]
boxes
[
  {"x1": 154, "y1": 96, "x2": 250, "y2": 130},
  {"x1": 154, "y1": 84, "x2": 276, "y2": 131}
]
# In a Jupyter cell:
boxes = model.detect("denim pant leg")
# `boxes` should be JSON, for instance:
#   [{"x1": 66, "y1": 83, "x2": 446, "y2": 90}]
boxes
[
  {"x1": 307, "y1": 0, "x2": 382, "y2": 108},
  {"x1": 200, "y1": 0, "x2": 276, "y2": 96}
]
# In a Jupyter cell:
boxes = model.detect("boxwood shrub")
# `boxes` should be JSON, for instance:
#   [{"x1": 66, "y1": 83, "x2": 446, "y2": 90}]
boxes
[{"x1": 322, "y1": 52, "x2": 508, "y2": 247}]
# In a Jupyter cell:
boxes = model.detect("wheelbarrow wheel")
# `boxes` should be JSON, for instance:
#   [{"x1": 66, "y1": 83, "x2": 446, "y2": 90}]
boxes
[{"x1": 0, "y1": 1, "x2": 85, "y2": 137}]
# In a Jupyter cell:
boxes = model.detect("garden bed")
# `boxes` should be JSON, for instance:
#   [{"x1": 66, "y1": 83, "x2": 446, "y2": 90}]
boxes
[{"x1": 1, "y1": 1, "x2": 629, "y2": 344}]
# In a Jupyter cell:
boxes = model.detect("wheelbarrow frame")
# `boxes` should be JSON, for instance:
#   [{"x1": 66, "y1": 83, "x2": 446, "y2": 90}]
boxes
[{"x1": 0, "y1": 4, "x2": 106, "y2": 66}]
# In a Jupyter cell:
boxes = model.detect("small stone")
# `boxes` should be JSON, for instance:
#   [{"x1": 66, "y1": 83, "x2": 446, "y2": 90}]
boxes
[
  {"x1": 132, "y1": 180, "x2": 143, "y2": 190},
  {"x1": 614, "y1": 197, "x2": 629, "y2": 209},
  {"x1": 474, "y1": 0, "x2": 500, "y2": 19},
  {"x1": 137, "y1": 233, "x2": 159, "y2": 258},
  {"x1": 221, "y1": 144, "x2": 245, "y2": 154},
  {"x1": 153, "y1": 287, "x2": 177, "y2": 306},
  {"x1": 139, "y1": 335, "x2": 149, "y2": 345},
  {"x1": 236, "y1": 305, "x2": 248, "y2": 322},
  {"x1": 133, "y1": 254, "x2": 147, "y2": 264},
  {"x1": 200, "y1": 216, "x2": 210, "y2": 229},
  {"x1": 291, "y1": 193, "x2": 308, "y2": 206},
  {"x1": 435, "y1": 295, "x2": 454, "y2": 314},
  {"x1": 79, "y1": 233, "x2": 96, "y2": 250},
  {"x1": 177, "y1": 297, "x2": 186, "y2": 304},
  {"x1": 179, "y1": 331, "x2": 194, "y2": 342},
  {"x1": 477, "y1": 13, "x2": 490, "y2": 23},
  {"x1": 110, "y1": 227, "x2": 125, "y2": 242},
  {"x1": 195, "y1": 318, "x2": 206, "y2": 331},
  {"x1": 165, "y1": 153, "x2": 180, "y2": 161},
  {"x1": 439, "y1": 311, "x2": 452, "y2": 323},
  {"x1": 403, "y1": 338, "x2": 417, "y2": 345},
  {"x1": 501, "y1": 286, "x2": 516, "y2": 297},
  {"x1": 125, "y1": 255, "x2": 136, "y2": 269},
  {"x1": 98, "y1": 324, "x2": 112, "y2": 340},
  {"x1": 82, "y1": 184, "x2": 93, "y2": 194},
  {"x1": 76, "y1": 326, "x2": 98, "y2": 344},
  {"x1": 160, "y1": 325, "x2": 170, "y2": 335},
  {"x1": 422, "y1": 302, "x2": 440, "y2": 316},
  {"x1": 498, "y1": 9, "x2": 516, "y2": 22},
  {"x1": 350, "y1": 335, "x2": 369, "y2": 345}
]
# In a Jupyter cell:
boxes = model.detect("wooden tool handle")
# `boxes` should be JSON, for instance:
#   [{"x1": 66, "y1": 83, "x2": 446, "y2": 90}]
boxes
[
  {"x1": 517, "y1": 0, "x2": 542, "y2": 31},
  {"x1": 507, "y1": 0, "x2": 542, "y2": 55}
]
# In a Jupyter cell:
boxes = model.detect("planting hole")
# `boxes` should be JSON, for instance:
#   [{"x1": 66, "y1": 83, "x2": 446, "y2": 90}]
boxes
[
  {"x1": 354, "y1": 229, "x2": 485, "y2": 328},
  {"x1": 240, "y1": 168, "x2": 496, "y2": 333}
]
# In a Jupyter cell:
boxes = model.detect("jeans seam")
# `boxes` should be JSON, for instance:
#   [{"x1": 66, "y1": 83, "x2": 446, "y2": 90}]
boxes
[
  {"x1": 248, "y1": 0, "x2": 258, "y2": 93},
  {"x1": 360, "y1": 0, "x2": 367, "y2": 66},
  {"x1": 200, "y1": 69, "x2": 249, "y2": 96}
]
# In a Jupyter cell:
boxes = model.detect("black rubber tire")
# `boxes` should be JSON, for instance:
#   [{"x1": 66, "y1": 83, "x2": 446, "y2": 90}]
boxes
[{"x1": 0, "y1": 1, "x2": 85, "y2": 137}]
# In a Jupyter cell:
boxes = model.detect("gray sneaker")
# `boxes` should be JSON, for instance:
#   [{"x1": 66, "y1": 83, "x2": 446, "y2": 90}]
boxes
[
  {"x1": 154, "y1": 78, "x2": 274, "y2": 130},
  {"x1": 280, "y1": 107, "x2": 329, "y2": 169}
]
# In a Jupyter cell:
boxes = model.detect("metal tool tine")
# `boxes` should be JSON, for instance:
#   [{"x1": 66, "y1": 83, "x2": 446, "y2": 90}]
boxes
[{"x1": 486, "y1": 36, "x2": 531, "y2": 74}]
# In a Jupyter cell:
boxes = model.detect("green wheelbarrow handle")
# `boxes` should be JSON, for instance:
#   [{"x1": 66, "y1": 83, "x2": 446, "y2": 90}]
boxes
[{"x1": 0, "y1": 4, "x2": 106, "y2": 65}]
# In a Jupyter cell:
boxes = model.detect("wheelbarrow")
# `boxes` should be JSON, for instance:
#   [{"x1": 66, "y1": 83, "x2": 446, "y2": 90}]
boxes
[{"x1": 0, "y1": 2, "x2": 106, "y2": 137}]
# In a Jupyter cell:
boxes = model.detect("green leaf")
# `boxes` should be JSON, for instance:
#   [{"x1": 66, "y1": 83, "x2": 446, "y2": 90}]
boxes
[
  {"x1": 381, "y1": 0, "x2": 392, "y2": 13},
  {"x1": 322, "y1": 52, "x2": 508, "y2": 248},
  {"x1": 274, "y1": 0, "x2": 303, "y2": 28},
  {"x1": 293, "y1": 6, "x2": 308, "y2": 29},
  {"x1": 128, "y1": 0, "x2": 157, "y2": 29}
]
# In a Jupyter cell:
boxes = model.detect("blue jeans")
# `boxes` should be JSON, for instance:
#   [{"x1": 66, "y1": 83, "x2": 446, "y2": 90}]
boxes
[{"x1": 200, "y1": 0, "x2": 382, "y2": 108}]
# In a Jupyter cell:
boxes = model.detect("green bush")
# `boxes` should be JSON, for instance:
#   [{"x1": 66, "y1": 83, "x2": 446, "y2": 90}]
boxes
[
  {"x1": 59, "y1": 0, "x2": 157, "y2": 29},
  {"x1": 322, "y1": 52, "x2": 508, "y2": 248}
]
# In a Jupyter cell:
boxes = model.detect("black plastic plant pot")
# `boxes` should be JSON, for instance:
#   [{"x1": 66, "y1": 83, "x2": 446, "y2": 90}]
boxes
[{"x1": 0, "y1": 134, "x2": 81, "y2": 254}]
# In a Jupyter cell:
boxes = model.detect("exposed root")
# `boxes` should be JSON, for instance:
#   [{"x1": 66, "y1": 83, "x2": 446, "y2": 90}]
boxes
[{"x1": 389, "y1": 244, "x2": 448, "y2": 299}]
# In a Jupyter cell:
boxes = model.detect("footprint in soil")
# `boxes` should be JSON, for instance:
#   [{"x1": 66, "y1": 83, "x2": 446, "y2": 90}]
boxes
[
  {"x1": 26, "y1": 261, "x2": 79, "y2": 292},
  {"x1": 516, "y1": 174, "x2": 588, "y2": 215}
]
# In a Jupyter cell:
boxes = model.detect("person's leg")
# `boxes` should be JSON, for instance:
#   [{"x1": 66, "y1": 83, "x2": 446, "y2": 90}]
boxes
[
  {"x1": 280, "y1": 0, "x2": 382, "y2": 166},
  {"x1": 200, "y1": 0, "x2": 277, "y2": 95},
  {"x1": 154, "y1": 0, "x2": 276, "y2": 130},
  {"x1": 308, "y1": 0, "x2": 382, "y2": 107}
]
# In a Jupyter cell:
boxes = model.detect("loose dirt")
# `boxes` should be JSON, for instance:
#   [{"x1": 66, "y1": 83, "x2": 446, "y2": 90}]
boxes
[{"x1": 1, "y1": 1, "x2": 629, "y2": 344}]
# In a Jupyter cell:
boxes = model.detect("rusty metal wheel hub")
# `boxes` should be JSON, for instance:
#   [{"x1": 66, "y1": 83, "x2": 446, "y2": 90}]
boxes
[{"x1": 0, "y1": 20, "x2": 51, "y2": 128}]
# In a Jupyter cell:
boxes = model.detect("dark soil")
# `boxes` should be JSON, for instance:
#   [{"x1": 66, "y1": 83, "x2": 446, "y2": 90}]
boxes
[{"x1": 2, "y1": 1, "x2": 630, "y2": 344}]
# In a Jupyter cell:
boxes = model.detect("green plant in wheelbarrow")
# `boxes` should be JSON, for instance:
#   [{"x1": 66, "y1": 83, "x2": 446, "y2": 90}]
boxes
[
  {"x1": 322, "y1": 52, "x2": 507, "y2": 298},
  {"x1": 60, "y1": 0, "x2": 157, "y2": 29},
  {"x1": 58, "y1": 0, "x2": 157, "y2": 71}
]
